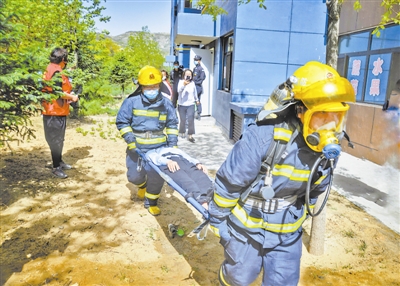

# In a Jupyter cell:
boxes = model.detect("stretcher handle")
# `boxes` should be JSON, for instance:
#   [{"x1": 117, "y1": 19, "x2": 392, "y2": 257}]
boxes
[{"x1": 136, "y1": 149, "x2": 210, "y2": 221}]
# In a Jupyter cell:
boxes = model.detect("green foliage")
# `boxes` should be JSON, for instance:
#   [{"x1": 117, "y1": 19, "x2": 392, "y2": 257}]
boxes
[
  {"x1": 0, "y1": 0, "x2": 110, "y2": 147},
  {"x1": 79, "y1": 96, "x2": 119, "y2": 117},
  {"x1": 342, "y1": 229, "x2": 356, "y2": 238},
  {"x1": 0, "y1": 0, "x2": 46, "y2": 147},
  {"x1": 372, "y1": 0, "x2": 400, "y2": 37},
  {"x1": 108, "y1": 53, "x2": 133, "y2": 95},
  {"x1": 196, "y1": 0, "x2": 266, "y2": 20},
  {"x1": 1, "y1": 0, "x2": 163, "y2": 147},
  {"x1": 123, "y1": 27, "x2": 166, "y2": 76},
  {"x1": 353, "y1": 0, "x2": 362, "y2": 11}
]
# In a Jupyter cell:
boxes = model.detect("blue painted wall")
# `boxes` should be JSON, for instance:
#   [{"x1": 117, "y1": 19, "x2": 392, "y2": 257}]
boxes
[
  {"x1": 212, "y1": 0, "x2": 328, "y2": 136},
  {"x1": 171, "y1": 0, "x2": 328, "y2": 138},
  {"x1": 218, "y1": 0, "x2": 237, "y2": 36}
]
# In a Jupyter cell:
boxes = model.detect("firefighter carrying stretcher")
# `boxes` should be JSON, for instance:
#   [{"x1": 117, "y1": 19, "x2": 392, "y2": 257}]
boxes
[
  {"x1": 208, "y1": 61, "x2": 356, "y2": 286},
  {"x1": 116, "y1": 66, "x2": 179, "y2": 216}
]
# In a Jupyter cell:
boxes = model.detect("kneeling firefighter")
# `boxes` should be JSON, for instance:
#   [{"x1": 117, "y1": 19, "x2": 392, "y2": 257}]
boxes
[
  {"x1": 208, "y1": 61, "x2": 355, "y2": 286},
  {"x1": 116, "y1": 66, "x2": 179, "y2": 216}
]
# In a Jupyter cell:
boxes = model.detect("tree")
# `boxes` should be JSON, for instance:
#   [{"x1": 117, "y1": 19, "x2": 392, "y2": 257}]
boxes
[
  {"x1": 109, "y1": 53, "x2": 132, "y2": 96},
  {"x1": 0, "y1": 0, "x2": 109, "y2": 147},
  {"x1": 123, "y1": 27, "x2": 166, "y2": 78},
  {"x1": 0, "y1": 0, "x2": 46, "y2": 148}
]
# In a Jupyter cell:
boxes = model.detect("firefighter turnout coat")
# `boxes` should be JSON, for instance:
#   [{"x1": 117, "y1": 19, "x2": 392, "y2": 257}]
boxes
[
  {"x1": 208, "y1": 118, "x2": 333, "y2": 248},
  {"x1": 116, "y1": 92, "x2": 179, "y2": 152}
]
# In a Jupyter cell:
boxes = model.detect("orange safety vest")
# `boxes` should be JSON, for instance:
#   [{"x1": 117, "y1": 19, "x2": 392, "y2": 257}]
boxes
[{"x1": 41, "y1": 63, "x2": 72, "y2": 116}]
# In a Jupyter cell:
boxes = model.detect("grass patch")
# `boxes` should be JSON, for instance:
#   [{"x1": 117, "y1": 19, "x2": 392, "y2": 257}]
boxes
[{"x1": 342, "y1": 229, "x2": 356, "y2": 238}]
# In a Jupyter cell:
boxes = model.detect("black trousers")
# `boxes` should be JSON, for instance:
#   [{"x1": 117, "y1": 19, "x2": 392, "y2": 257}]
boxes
[
  {"x1": 160, "y1": 157, "x2": 213, "y2": 204},
  {"x1": 196, "y1": 89, "x2": 203, "y2": 114},
  {"x1": 43, "y1": 115, "x2": 66, "y2": 168}
]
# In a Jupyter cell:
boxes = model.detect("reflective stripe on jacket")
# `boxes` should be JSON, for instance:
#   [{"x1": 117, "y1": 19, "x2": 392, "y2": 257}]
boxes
[
  {"x1": 208, "y1": 118, "x2": 332, "y2": 248},
  {"x1": 41, "y1": 63, "x2": 72, "y2": 116},
  {"x1": 116, "y1": 92, "x2": 179, "y2": 152}
]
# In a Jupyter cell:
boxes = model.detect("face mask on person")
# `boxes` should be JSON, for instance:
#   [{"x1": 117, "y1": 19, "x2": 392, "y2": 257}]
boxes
[
  {"x1": 162, "y1": 76, "x2": 166, "y2": 81},
  {"x1": 143, "y1": 89, "x2": 159, "y2": 101},
  {"x1": 194, "y1": 61, "x2": 199, "y2": 66},
  {"x1": 174, "y1": 65, "x2": 179, "y2": 69}
]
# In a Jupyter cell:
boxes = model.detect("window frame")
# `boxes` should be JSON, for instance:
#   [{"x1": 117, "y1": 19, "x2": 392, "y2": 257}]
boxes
[
  {"x1": 220, "y1": 33, "x2": 234, "y2": 92},
  {"x1": 338, "y1": 25, "x2": 400, "y2": 105}
]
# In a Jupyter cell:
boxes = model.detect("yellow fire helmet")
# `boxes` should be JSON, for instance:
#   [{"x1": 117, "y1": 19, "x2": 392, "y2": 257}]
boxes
[
  {"x1": 292, "y1": 61, "x2": 356, "y2": 152},
  {"x1": 138, "y1": 65, "x2": 162, "y2": 86}
]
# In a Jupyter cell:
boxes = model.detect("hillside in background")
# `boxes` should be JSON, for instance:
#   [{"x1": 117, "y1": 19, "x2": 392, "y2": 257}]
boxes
[{"x1": 110, "y1": 31, "x2": 171, "y2": 56}]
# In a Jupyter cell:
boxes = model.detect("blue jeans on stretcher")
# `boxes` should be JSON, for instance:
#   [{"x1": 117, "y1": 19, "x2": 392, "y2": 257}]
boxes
[{"x1": 126, "y1": 150, "x2": 164, "y2": 207}]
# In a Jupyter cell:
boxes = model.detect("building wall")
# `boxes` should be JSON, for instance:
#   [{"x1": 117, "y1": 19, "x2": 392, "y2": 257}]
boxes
[
  {"x1": 339, "y1": 0, "x2": 387, "y2": 34},
  {"x1": 339, "y1": 1, "x2": 400, "y2": 169},
  {"x1": 219, "y1": 0, "x2": 237, "y2": 36},
  {"x1": 212, "y1": 0, "x2": 328, "y2": 135},
  {"x1": 343, "y1": 103, "x2": 400, "y2": 169},
  {"x1": 231, "y1": 0, "x2": 327, "y2": 103}
]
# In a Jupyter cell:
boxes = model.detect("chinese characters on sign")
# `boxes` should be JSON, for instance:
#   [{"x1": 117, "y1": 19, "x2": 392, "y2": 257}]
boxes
[
  {"x1": 369, "y1": 57, "x2": 384, "y2": 97},
  {"x1": 350, "y1": 57, "x2": 384, "y2": 99},
  {"x1": 350, "y1": 59, "x2": 362, "y2": 97}
]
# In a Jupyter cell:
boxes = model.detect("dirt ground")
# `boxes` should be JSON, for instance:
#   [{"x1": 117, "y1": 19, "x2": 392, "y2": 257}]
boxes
[{"x1": 1, "y1": 115, "x2": 399, "y2": 286}]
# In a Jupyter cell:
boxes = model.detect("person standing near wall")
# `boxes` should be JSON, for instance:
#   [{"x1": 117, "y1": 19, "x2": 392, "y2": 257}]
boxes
[
  {"x1": 41, "y1": 47, "x2": 79, "y2": 179},
  {"x1": 177, "y1": 69, "x2": 199, "y2": 143},
  {"x1": 193, "y1": 55, "x2": 206, "y2": 120},
  {"x1": 170, "y1": 61, "x2": 183, "y2": 108}
]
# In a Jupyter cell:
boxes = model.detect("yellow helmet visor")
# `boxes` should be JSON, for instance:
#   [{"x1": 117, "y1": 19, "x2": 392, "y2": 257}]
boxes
[{"x1": 303, "y1": 102, "x2": 349, "y2": 152}]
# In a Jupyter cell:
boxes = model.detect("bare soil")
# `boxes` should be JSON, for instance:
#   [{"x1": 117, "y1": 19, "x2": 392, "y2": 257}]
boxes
[{"x1": 1, "y1": 115, "x2": 399, "y2": 286}]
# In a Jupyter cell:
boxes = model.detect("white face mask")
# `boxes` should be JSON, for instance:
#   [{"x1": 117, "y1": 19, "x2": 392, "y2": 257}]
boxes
[
  {"x1": 143, "y1": 89, "x2": 159, "y2": 101},
  {"x1": 162, "y1": 76, "x2": 166, "y2": 81}
]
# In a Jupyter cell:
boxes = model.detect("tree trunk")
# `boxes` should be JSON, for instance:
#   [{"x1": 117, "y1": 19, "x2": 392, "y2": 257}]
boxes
[
  {"x1": 325, "y1": 0, "x2": 342, "y2": 69},
  {"x1": 308, "y1": 0, "x2": 342, "y2": 256}
]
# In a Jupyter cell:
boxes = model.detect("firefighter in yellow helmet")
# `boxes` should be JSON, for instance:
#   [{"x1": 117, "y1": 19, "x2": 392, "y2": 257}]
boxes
[
  {"x1": 208, "y1": 62, "x2": 355, "y2": 286},
  {"x1": 116, "y1": 66, "x2": 179, "y2": 216}
]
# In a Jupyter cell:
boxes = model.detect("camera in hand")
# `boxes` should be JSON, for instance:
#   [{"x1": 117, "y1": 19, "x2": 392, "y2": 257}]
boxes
[{"x1": 186, "y1": 75, "x2": 191, "y2": 81}]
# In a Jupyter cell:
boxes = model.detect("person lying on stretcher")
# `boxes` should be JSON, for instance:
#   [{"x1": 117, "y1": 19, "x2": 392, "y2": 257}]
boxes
[{"x1": 145, "y1": 147, "x2": 213, "y2": 209}]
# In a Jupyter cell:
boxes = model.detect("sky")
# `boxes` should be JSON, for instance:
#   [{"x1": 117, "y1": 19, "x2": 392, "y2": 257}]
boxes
[{"x1": 95, "y1": 0, "x2": 172, "y2": 36}]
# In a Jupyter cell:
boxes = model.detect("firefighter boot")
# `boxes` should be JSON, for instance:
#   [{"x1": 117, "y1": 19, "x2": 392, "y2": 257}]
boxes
[
  {"x1": 148, "y1": 206, "x2": 161, "y2": 216},
  {"x1": 137, "y1": 181, "x2": 147, "y2": 199}
]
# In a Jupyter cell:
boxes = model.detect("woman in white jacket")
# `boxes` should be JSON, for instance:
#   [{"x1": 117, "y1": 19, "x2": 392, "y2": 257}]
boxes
[{"x1": 177, "y1": 69, "x2": 199, "y2": 143}]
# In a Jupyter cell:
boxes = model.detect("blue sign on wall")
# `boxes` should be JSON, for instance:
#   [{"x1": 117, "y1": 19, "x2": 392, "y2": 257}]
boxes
[
  {"x1": 364, "y1": 53, "x2": 391, "y2": 104},
  {"x1": 347, "y1": 55, "x2": 367, "y2": 101}
]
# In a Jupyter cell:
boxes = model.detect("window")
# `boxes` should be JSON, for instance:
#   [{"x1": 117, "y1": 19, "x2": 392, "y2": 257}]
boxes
[
  {"x1": 221, "y1": 34, "x2": 234, "y2": 92},
  {"x1": 339, "y1": 25, "x2": 400, "y2": 105},
  {"x1": 339, "y1": 31, "x2": 369, "y2": 54},
  {"x1": 371, "y1": 25, "x2": 400, "y2": 50},
  {"x1": 184, "y1": 0, "x2": 202, "y2": 10}
]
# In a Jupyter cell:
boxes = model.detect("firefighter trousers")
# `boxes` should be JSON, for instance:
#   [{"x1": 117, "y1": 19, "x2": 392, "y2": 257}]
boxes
[
  {"x1": 219, "y1": 230, "x2": 302, "y2": 286},
  {"x1": 126, "y1": 150, "x2": 164, "y2": 207}
]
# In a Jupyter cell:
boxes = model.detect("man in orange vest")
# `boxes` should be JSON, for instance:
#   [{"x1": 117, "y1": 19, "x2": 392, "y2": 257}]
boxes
[{"x1": 42, "y1": 47, "x2": 79, "y2": 178}]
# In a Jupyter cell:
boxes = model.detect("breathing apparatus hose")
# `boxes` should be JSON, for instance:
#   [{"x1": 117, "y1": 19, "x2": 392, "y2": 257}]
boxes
[{"x1": 305, "y1": 155, "x2": 335, "y2": 217}]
